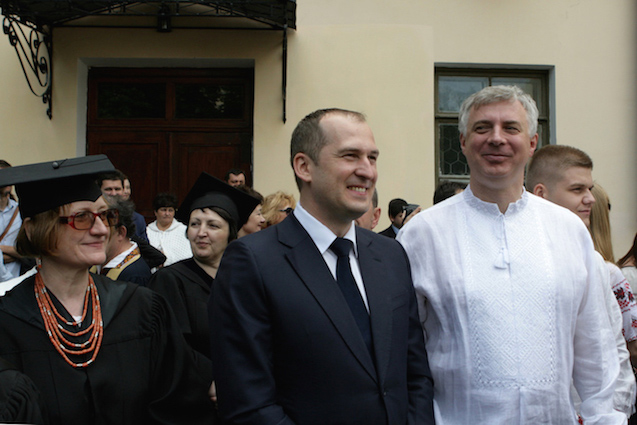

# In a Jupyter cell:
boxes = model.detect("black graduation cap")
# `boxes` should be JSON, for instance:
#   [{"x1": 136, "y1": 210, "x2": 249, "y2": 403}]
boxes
[
  {"x1": 175, "y1": 172, "x2": 260, "y2": 228},
  {"x1": 0, "y1": 155, "x2": 115, "y2": 218}
]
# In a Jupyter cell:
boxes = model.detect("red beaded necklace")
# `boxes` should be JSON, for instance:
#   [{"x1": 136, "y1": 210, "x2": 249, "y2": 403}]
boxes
[{"x1": 33, "y1": 272, "x2": 104, "y2": 368}]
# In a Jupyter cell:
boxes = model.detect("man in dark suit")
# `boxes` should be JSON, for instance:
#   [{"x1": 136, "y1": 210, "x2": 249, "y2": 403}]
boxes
[
  {"x1": 378, "y1": 198, "x2": 408, "y2": 239},
  {"x1": 209, "y1": 108, "x2": 435, "y2": 425}
]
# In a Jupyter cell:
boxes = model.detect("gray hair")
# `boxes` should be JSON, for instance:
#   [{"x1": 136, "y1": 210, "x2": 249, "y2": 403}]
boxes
[{"x1": 458, "y1": 85, "x2": 539, "y2": 137}]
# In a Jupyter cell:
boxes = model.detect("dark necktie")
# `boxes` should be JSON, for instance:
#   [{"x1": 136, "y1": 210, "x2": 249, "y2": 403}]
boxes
[{"x1": 330, "y1": 237, "x2": 373, "y2": 355}]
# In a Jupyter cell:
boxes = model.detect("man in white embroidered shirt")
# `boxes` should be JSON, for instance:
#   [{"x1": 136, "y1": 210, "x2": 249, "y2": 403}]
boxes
[{"x1": 397, "y1": 85, "x2": 625, "y2": 424}]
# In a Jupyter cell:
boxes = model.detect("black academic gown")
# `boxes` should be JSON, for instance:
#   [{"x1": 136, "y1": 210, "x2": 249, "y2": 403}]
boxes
[
  {"x1": 0, "y1": 274, "x2": 214, "y2": 425},
  {"x1": 0, "y1": 357, "x2": 44, "y2": 424},
  {"x1": 147, "y1": 258, "x2": 213, "y2": 382}
]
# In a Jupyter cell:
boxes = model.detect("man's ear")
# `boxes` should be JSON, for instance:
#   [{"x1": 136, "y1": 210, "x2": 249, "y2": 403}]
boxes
[
  {"x1": 533, "y1": 183, "x2": 548, "y2": 198},
  {"x1": 371, "y1": 207, "x2": 381, "y2": 230},
  {"x1": 529, "y1": 133, "x2": 538, "y2": 155},
  {"x1": 292, "y1": 152, "x2": 313, "y2": 185},
  {"x1": 116, "y1": 225, "x2": 127, "y2": 239}
]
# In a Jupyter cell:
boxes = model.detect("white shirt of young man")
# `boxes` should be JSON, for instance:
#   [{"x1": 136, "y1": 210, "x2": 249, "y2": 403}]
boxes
[{"x1": 397, "y1": 186, "x2": 625, "y2": 424}]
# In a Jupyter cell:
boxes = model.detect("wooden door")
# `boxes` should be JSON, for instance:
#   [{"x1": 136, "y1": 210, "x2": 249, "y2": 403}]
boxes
[{"x1": 86, "y1": 68, "x2": 254, "y2": 222}]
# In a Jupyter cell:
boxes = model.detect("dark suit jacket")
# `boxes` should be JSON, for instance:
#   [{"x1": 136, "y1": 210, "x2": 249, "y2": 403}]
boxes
[
  {"x1": 209, "y1": 214, "x2": 434, "y2": 425},
  {"x1": 378, "y1": 225, "x2": 397, "y2": 239}
]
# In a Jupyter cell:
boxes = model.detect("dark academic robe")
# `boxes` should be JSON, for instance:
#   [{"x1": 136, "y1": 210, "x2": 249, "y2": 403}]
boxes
[
  {"x1": 0, "y1": 274, "x2": 214, "y2": 425},
  {"x1": 0, "y1": 357, "x2": 44, "y2": 424},
  {"x1": 116, "y1": 256, "x2": 152, "y2": 286},
  {"x1": 147, "y1": 258, "x2": 213, "y2": 382}
]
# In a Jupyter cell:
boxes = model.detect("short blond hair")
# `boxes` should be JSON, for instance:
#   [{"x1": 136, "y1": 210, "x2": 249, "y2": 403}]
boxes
[{"x1": 262, "y1": 191, "x2": 296, "y2": 227}]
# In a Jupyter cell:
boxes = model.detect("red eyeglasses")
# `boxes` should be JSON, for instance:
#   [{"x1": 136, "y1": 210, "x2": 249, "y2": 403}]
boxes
[{"x1": 59, "y1": 209, "x2": 119, "y2": 230}]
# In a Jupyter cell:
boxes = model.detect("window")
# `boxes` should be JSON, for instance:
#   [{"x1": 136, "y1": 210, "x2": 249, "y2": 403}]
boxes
[{"x1": 435, "y1": 68, "x2": 550, "y2": 184}]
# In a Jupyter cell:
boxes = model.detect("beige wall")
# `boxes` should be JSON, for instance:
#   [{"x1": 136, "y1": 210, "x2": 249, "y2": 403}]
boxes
[{"x1": 0, "y1": 0, "x2": 635, "y2": 254}]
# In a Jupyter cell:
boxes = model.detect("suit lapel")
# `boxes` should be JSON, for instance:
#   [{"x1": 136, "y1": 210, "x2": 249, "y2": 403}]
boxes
[
  {"x1": 278, "y1": 216, "x2": 377, "y2": 381},
  {"x1": 357, "y1": 228, "x2": 393, "y2": 386}
]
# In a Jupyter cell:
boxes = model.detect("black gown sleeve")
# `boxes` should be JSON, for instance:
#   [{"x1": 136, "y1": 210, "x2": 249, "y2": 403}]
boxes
[
  {"x1": 148, "y1": 266, "x2": 214, "y2": 383},
  {"x1": 147, "y1": 290, "x2": 215, "y2": 424},
  {"x1": 0, "y1": 358, "x2": 45, "y2": 424},
  {"x1": 133, "y1": 235, "x2": 167, "y2": 269}
]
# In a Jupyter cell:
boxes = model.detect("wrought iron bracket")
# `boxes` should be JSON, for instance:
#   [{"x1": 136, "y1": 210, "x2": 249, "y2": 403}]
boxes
[{"x1": 2, "y1": 16, "x2": 52, "y2": 119}]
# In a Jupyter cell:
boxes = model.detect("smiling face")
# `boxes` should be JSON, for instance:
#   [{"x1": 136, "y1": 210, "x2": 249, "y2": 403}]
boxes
[
  {"x1": 122, "y1": 179, "x2": 131, "y2": 200},
  {"x1": 240, "y1": 204, "x2": 265, "y2": 236},
  {"x1": 461, "y1": 100, "x2": 537, "y2": 193},
  {"x1": 52, "y1": 198, "x2": 110, "y2": 269},
  {"x1": 537, "y1": 166, "x2": 596, "y2": 227},
  {"x1": 187, "y1": 208, "x2": 230, "y2": 266},
  {"x1": 294, "y1": 113, "x2": 379, "y2": 234},
  {"x1": 101, "y1": 179, "x2": 124, "y2": 197}
]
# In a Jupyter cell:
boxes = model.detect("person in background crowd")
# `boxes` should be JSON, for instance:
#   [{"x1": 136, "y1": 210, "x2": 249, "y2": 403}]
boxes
[
  {"x1": 0, "y1": 160, "x2": 22, "y2": 281},
  {"x1": 0, "y1": 155, "x2": 214, "y2": 425},
  {"x1": 589, "y1": 184, "x2": 637, "y2": 362},
  {"x1": 433, "y1": 180, "x2": 466, "y2": 205},
  {"x1": 97, "y1": 170, "x2": 166, "y2": 269},
  {"x1": 589, "y1": 184, "x2": 615, "y2": 260},
  {"x1": 261, "y1": 191, "x2": 296, "y2": 228},
  {"x1": 377, "y1": 198, "x2": 407, "y2": 238},
  {"x1": 235, "y1": 185, "x2": 265, "y2": 237},
  {"x1": 618, "y1": 234, "x2": 637, "y2": 295},
  {"x1": 119, "y1": 172, "x2": 148, "y2": 242},
  {"x1": 398, "y1": 85, "x2": 624, "y2": 423},
  {"x1": 527, "y1": 145, "x2": 637, "y2": 416},
  {"x1": 224, "y1": 168, "x2": 246, "y2": 187},
  {"x1": 147, "y1": 193, "x2": 192, "y2": 267},
  {"x1": 91, "y1": 199, "x2": 152, "y2": 286},
  {"x1": 148, "y1": 173, "x2": 260, "y2": 419},
  {"x1": 355, "y1": 188, "x2": 381, "y2": 230},
  {"x1": 122, "y1": 177, "x2": 131, "y2": 200}
]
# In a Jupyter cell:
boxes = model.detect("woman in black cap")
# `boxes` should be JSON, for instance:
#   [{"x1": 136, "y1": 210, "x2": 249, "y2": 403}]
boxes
[
  {"x1": 0, "y1": 156, "x2": 214, "y2": 425},
  {"x1": 148, "y1": 172, "x2": 259, "y2": 404}
]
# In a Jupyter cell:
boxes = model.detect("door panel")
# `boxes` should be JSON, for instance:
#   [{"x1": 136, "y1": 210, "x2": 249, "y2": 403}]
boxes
[
  {"x1": 86, "y1": 68, "x2": 254, "y2": 223},
  {"x1": 172, "y1": 131, "x2": 250, "y2": 199},
  {"x1": 87, "y1": 130, "x2": 169, "y2": 220}
]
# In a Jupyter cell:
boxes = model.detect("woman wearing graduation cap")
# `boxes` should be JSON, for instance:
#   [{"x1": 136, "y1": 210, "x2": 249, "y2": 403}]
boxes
[
  {"x1": 148, "y1": 172, "x2": 260, "y2": 399},
  {"x1": 0, "y1": 156, "x2": 214, "y2": 425}
]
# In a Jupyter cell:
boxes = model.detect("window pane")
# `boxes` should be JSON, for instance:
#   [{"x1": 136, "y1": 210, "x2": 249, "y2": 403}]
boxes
[
  {"x1": 438, "y1": 76, "x2": 488, "y2": 113},
  {"x1": 97, "y1": 83, "x2": 166, "y2": 119},
  {"x1": 175, "y1": 84, "x2": 245, "y2": 119},
  {"x1": 536, "y1": 122, "x2": 548, "y2": 148},
  {"x1": 439, "y1": 123, "x2": 469, "y2": 176},
  {"x1": 491, "y1": 77, "x2": 543, "y2": 115}
]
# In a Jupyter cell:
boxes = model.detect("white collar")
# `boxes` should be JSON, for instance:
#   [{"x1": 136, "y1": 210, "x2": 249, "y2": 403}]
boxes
[
  {"x1": 293, "y1": 203, "x2": 358, "y2": 256},
  {"x1": 104, "y1": 240, "x2": 139, "y2": 268}
]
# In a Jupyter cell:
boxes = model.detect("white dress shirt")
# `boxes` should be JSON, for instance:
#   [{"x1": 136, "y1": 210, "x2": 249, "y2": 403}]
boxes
[{"x1": 294, "y1": 203, "x2": 369, "y2": 310}]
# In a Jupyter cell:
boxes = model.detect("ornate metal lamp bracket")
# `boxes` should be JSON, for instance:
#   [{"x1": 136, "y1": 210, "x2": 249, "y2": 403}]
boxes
[{"x1": 2, "y1": 16, "x2": 52, "y2": 119}]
